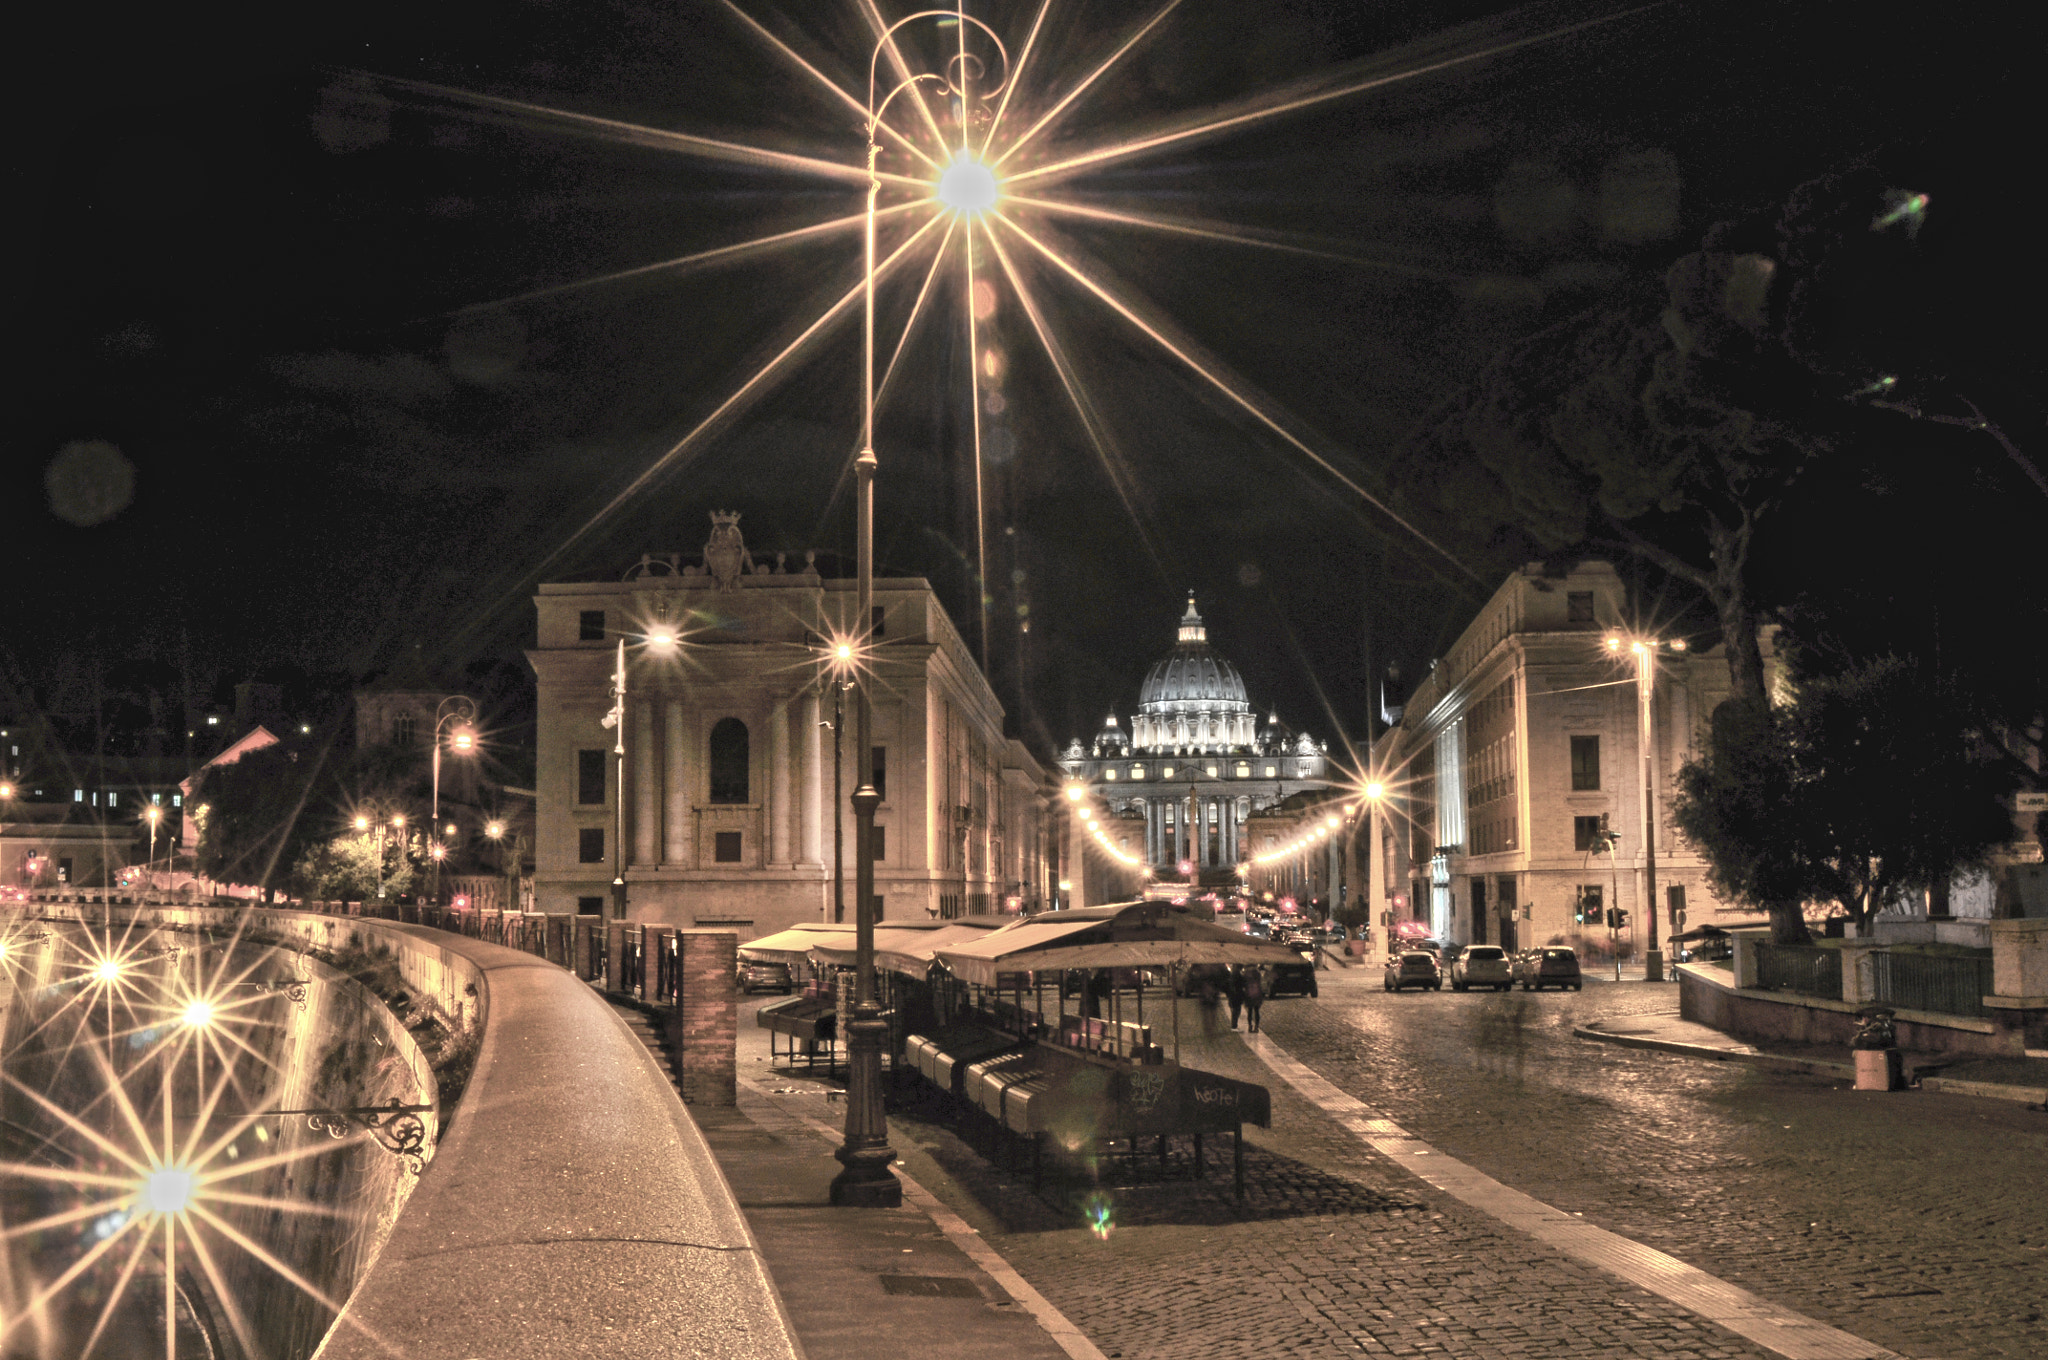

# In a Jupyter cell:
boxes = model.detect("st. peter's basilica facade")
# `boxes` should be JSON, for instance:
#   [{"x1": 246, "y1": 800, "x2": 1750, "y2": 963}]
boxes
[{"x1": 1059, "y1": 599, "x2": 1339, "y2": 883}]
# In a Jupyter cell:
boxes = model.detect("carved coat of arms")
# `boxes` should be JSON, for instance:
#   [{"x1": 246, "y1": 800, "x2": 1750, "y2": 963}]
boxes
[{"x1": 703, "y1": 511, "x2": 753, "y2": 591}]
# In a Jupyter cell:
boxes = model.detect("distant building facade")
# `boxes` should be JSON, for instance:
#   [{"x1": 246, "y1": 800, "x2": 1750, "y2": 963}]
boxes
[
  {"x1": 1058, "y1": 598, "x2": 1341, "y2": 903},
  {"x1": 1369, "y1": 560, "x2": 1771, "y2": 954},
  {"x1": 527, "y1": 515, "x2": 1054, "y2": 938}
]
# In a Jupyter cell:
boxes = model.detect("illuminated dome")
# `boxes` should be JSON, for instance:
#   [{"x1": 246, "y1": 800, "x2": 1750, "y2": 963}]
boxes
[{"x1": 1133, "y1": 598, "x2": 1256, "y2": 754}]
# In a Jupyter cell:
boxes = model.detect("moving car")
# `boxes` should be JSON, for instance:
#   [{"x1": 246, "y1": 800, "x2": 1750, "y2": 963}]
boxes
[
  {"x1": 1268, "y1": 961, "x2": 1319, "y2": 998},
  {"x1": 1383, "y1": 950, "x2": 1442, "y2": 992},
  {"x1": 1514, "y1": 946, "x2": 1583, "y2": 991},
  {"x1": 1450, "y1": 944, "x2": 1513, "y2": 991},
  {"x1": 736, "y1": 960, "x2": 796, "y2": 994}
]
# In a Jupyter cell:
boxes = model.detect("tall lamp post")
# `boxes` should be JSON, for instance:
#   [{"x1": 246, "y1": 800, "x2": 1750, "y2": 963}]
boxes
[
  {"x1": 143, "y1": 805, "x2": 163, "y2": 894},
  {"x1": 824, "y1": 642, "x2": 854, "y2": 924},
  {"x1": 429, "y1": 696, "x2": 478, "y2": 908},
  {"x1": 1607, "y1": 633, "x2": 1685, "y2": 982},
  {"x1": 833, "y1": 9, "x2": 1007, "y2": 1209}
]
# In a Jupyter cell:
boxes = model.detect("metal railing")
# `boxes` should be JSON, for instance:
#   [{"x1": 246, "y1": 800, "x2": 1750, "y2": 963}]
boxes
[
  {"x1": 1754, "y1": 943, "x2": 1842, "y2": 999},
  {"x1": 1872, "y1": 950, "x2": 1993, "y2": 1018}
]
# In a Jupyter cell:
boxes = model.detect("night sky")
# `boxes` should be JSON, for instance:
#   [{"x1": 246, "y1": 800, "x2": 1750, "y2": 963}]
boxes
[{"x1": 13, "y1": 0, "x2": 2035, "y2": 763}]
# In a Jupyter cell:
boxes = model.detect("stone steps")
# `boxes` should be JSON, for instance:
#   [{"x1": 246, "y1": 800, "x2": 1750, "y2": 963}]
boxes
[{"x1": 612, "y1": 1003, "x2": 684, "y2": 1095}]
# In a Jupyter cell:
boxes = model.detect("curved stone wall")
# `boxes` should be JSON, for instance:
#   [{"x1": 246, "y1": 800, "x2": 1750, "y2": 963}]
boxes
[{"x1": 21, "y1": 903, "x2": 801, "y2": 1360}]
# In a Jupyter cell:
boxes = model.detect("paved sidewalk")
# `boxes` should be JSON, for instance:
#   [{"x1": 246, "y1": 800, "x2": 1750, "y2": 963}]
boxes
[{"x1": 1575, "y1": 1007, "x2": 2048, "y2": 1105}]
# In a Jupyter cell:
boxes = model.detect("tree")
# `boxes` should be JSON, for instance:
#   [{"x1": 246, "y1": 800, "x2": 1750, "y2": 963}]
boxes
[
  {"x1": 192, "y1": 743, "x2": 338, "y2": 901},
  {"x1": 289, "y1": 829, "x2": 414, "y2": 903},
  {"x1": 1673, "y1": 659, "x2": 2015, "y2": 942}
]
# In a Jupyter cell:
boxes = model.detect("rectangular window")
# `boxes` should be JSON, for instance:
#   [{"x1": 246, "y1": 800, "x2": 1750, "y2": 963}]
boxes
[
  {"x1": 577, "y1": 895, "x2": 603, "y2": 916},
  {"x1": 871, "y1": 826, "x2": 887, "y2": 862},
  {"x1": 1668, "y1": 884, "x2": 1687, "y2": 927},
  {"x1": 1570, "y1": 735, "x2": 1601, "y2": 790},
  {"x1": 579, "y1": 609, "x2": 606, "y2": 641},
  {"x1": 871, "y1": 605, "x2": 886, "y2": 639},
  {"x1": 577, "y1": 827, "x2": 605, "y2": 863},
  {"x1": 872, "y1": 747, "x2": 887, "y2": 802},
  {"x1": 1567, "y1": 591, "x2": 1595, "y2": 623},
  {"x1": 73, "y1": 789, "x2": 83, "y2": 802},
  {"x1": 151, "y1": 793, "x2": 162, "y2": 805},
  {"x1": 577, "y1": 749, "x2": 607, "y2": 805},
  {"x1": 873, "y1": 894, "x2": 885, "y2": 922},
  {"x1": 715, "y1": 831, "x2": 743, "y2": 863},
  {"x1": 393, "y1": 714, "x2": 417, "y2": 746},
  {"x1": 107, "y1": 792, "x2": 118, "y2": 807},
  {"x1": 1573, "y1": 815, "x2": 1605, "y2": 853},
  {"x1": 172, "y1": 795, "x2": 182, "y2": 807}
]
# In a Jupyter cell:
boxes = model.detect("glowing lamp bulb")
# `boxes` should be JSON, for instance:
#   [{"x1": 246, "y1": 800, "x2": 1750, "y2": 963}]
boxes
[
  {"x1": 1365, "y1": 781, "x2": 1385, "y2": 801},
  {"x1": 354, "y1": 815, "x2": 370, "y2": 831},
  {"x1": 141, "y1": 1167, "x2": 195, "y2": 1215},
  {"x1": 647, "y1": 630, "x2": 676, "y2": 649},
  {"x1": 486, "y1": 821, "x2": 505, "y2": 838},
  {"x1": 96, "y1": 961, "x2": 122, "y2": 984},
  {"x1": 936, "y1": 154, "x2": 1000, "y2": 214},
  {"x1": 182, "y1": 1001, "x2": 214, "y2": 1029},
  {"x1": 1605, "y1": 635, "x2": 1622, "y2": 651},
  {"x1": 452, "y1": 729, "x2": 476, "y2": 752},
  {"x1": 834, "y1": 643, "x2": 855, "y2": 662},
  {"x1": 1065, "y1": 785, "x2": 1084, "y2": 802}
]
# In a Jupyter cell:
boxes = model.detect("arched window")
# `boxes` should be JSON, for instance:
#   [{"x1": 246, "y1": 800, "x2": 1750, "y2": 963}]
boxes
[{"x1": 708, "y1": 718, "x2": 750, "y2": 804}]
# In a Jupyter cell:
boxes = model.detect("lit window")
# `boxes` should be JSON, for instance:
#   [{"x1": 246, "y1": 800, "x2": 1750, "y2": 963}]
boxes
[
  {"x1": 1131, "y1": 765, "x2": 1146, "y2": 780},
  {"x1": 1205, "y1": 766, "x2": 1218, "y2": 778},
  {"x1": 108, "y1": 792, "x2": 118, "y2": 807},
  {"x1": 1103, "y1": 768, "x2": 1117, "y2": 780},
  {"x1": 1163, "y1": 766, "x2": 1176, "y2": 779},
  {"x1": 74, "y1": 789, "x2": 83, "y2": 802},
  {"x1": 1235, "y1": 763, "x2": 1250, "y2": 778},
  {"x1": 1264, "y1": 765, "x2": 1276, "y2": 777},
  {"x1": 152, "y1": 793, "x2": 162, "y2": 804},
  {"x1": 172, "y1": 795, "x2": 182, "y2": 807},
  {"x1": 206, "y1": 715, "x2": 219, "y2": 726}
]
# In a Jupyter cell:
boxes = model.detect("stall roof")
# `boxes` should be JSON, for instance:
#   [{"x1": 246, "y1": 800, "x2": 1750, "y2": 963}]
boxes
[
  {"x1": 739, "y1": 923, "x2": 854, "y2": 964},
  {"x1": 933, "y1": 902, "x2": 1303, "y2": 987}
]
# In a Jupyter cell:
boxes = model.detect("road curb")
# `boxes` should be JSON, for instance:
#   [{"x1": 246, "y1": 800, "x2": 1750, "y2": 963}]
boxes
[
  {"x1": 1574, "y1": 1025, "x2": 1854, "y2": 1079},
  {"x1": 1577, "y1": 1026, "x2": 2048, "y2": 1106}
]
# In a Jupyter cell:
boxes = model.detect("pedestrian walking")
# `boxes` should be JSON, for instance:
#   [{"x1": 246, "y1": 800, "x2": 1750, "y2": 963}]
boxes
[
  {"x1": 1243, "y1": 965, "x2": 1265, "y2": 1033},
  {"x1": 1226, "y1": 966, "x2": 1246, "y2": 1029}
]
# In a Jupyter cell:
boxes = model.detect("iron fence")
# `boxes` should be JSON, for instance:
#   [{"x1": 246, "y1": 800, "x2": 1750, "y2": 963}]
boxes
[
  {"x1": 1872, "y1": 950, "x2": 1993, "y2": 1018},
  {"x1": 1754, "y1": 943, "x2": 1842, "y2": 999}
]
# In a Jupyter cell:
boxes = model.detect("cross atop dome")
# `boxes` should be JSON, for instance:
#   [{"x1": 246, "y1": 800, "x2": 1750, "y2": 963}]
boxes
[{"x1": 1177, "y1": 594, "x2": 1206, "y2": 644}]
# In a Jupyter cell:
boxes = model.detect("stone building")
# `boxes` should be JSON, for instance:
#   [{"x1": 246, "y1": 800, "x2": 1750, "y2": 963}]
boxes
[
  {"x1": 1368, "y1": 560, "x2": 1771, "y2": 954},
  {"x1": 1058, "y1": 597, "x2": 1341, "y2": 902},
  {"x1": 527, "y1": 515, "x2": 1054, "y2": 937}
]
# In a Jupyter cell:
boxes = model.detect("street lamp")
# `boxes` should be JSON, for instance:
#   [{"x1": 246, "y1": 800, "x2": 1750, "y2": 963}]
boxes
[
  {"x1": 1605, "y1": 633, "x2": 1685, "y2": 982},
  {"x1": 823, "y1": 640, "x2": 857, "y2": 924},
  {"x1": 142, "y1": 805, "x2": 163, "y2": 893},
  {"x1": 833, "y1": 9, "x2": 1008, "y2": 1211},
  {"x1": 429, "y1": 696, "x2": 479, "y2": 909}
]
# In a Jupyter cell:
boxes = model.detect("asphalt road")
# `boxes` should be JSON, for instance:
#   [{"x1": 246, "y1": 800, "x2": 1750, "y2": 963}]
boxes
[{"x1": 876, "y1": 966, "x2": 2048, "y2": 1360}]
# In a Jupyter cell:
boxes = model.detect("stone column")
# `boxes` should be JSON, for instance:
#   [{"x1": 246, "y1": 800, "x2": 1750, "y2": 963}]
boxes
[
  {"x1": 666, "y1": 930, "x2": 737, "y2": 1107},
  {"x1": 664, "y1": 699, "x2": 689, "y2": 866},
  {"x1": 632, "y1": 702, "x2": 658, "y2": 866},
  {"x1": 768, "y1": 699, "x2": 791, "y2": 866},
  {"x1": 800, "y1": 689, "x2": 823, "y2": 866}
]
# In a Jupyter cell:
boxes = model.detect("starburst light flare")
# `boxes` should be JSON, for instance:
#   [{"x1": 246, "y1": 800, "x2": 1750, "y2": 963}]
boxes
[{"x1": 421, "y1": 0, "x2": 1671, "y2": 641}]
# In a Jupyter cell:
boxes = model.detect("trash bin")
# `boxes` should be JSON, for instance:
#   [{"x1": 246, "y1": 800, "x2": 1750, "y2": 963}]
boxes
[{"x1": 1853, "y1": 1047, "x2": 1903, "y2": 1091}]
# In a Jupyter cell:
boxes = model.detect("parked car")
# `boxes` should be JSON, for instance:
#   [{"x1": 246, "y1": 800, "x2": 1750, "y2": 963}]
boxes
[
  {"x1": 1383, "y1": 950, "x2": 1443, "y2": 992},
  {"x1": 736, "y1": 960, "x2": 795, "y2": 994},
  {"x1": 1178, "y1": 962, "x2": 1233, "y2": 996},
  {"x1": 1269, "y1": 961, "x2": 1319, "y2": 998},
  {"x1": 1450, "y1": 944, "x2": 1513, "y2": 991},
  {"x1": 1514, "y1": 946, "x2": 1583, "y2": 991},
  {"x1": 1314, "y1": 921, "x2": 1348, "y2": 944}
]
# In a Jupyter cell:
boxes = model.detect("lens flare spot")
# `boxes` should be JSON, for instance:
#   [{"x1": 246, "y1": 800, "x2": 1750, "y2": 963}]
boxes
[{"x1": 1083, "y1": 1193, "x2": 1116, "y2": 1241}]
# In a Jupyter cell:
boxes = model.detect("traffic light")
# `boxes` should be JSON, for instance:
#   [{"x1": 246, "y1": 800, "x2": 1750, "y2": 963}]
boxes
[
  {"x1": 1614, "y1": 909, "x2": 1629, "y2": 930},
  {"x1": 1573, "y1": 890, "x2": 1589, "y2": 925}
]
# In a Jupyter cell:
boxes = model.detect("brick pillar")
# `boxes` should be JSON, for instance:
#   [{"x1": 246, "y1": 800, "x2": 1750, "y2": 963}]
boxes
[{"x1": 668, "y1": 930, "x2": 737, "y2": 1106}]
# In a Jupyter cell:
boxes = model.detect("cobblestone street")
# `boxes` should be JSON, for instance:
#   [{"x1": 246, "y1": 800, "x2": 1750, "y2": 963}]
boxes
[{"x1": 834, "y1": 970, "x2": 2048, "y2": 1360}]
